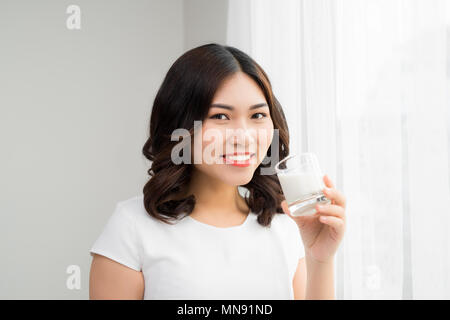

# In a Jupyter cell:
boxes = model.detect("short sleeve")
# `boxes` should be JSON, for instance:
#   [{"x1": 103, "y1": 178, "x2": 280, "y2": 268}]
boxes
[{"x1": 90, "y1": 202, "x2": 142, "y2": 271}]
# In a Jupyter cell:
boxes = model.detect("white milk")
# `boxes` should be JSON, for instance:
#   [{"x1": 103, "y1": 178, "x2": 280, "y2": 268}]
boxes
[{"x1": 278, "y1": 172, "x2": 322, "y2": 204}]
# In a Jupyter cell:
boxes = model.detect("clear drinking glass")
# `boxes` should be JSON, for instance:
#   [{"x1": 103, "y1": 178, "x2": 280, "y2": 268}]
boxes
[{"x1": 275, "y1": 153, "x2": 331, "y2": 217}]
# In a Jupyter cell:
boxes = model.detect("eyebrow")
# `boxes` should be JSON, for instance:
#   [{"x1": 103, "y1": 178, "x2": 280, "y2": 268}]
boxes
[{"x1": 210, "y1": 103, "x2": 268, "y2": 111}]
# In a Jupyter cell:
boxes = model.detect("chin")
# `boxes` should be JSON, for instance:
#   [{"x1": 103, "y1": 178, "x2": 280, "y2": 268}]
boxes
[{"x1": 218, "y1": 169, "x2": 255, "y2": 186}]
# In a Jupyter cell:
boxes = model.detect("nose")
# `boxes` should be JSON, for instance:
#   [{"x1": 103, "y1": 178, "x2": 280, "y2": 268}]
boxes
[{"x1": 225, "y1": 123, "x2": 256, "y2": 152}]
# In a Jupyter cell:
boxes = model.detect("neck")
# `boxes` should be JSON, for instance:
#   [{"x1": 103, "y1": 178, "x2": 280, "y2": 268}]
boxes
[{"x1": 185, "y1": 169, "x2": 250, "y2": 219}]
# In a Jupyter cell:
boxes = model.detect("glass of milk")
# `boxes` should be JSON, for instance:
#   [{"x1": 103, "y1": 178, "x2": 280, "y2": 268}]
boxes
[{"x1": 275, "y1": 153, "x2": 331, "y2": 217}]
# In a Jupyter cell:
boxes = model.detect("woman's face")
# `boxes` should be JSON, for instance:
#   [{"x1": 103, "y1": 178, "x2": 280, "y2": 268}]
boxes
[{"x1": 192, "y1": 71, "x2": 274, "y2": 186}]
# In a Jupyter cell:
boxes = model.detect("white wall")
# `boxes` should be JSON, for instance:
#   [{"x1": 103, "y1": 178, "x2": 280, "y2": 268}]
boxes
[
  {"x1": 183, "y1": 0, "x2": 229, "y2": 50},
  {"x1": 0, "y1": 0, "x2": 185, "y2": 299}
]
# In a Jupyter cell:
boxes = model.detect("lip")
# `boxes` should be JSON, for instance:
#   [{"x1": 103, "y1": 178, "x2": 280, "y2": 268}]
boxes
[
  {"x1": 222, "y1": 153, "x2": 256, "y2": 167},
  {"x1": 221, "y1": 152, "x2": 254, "y2": 156}
]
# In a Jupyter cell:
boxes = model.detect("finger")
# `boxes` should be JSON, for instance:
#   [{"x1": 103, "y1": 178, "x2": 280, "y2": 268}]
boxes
[
  {"x1": 323, "y1": 174, "x2": 335, "y2": 188},
  {"x1": 281, "y1": 200, "x2": 290, "y2": 215},
  {"x1": 319, "y1": 215, "x2": 345, "y2": 232},
  {"x1": 322, "y1": 186, "x2": 346, "y2": 209},
  {"x1": 316, "y1": 203, "x2": 345, "y2": 219}
]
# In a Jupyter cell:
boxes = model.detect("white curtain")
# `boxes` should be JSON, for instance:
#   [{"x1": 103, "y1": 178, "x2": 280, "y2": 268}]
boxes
[{"x1": 227, "y1": 0, "x2": 450, "y2": 299}]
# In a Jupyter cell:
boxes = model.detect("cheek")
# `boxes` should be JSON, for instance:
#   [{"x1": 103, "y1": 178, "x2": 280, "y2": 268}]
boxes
[
  {"x1": 193, "y1": 124, "x2": 225, "y2": 161},
  {"x1": 257, "y1": 123, "x2": 274, "y2": 151}
]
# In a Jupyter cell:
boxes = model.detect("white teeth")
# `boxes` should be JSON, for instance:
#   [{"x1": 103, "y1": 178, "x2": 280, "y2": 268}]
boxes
[{"x1": 224, "y1": 154, "x2": 251, "y2": 161}]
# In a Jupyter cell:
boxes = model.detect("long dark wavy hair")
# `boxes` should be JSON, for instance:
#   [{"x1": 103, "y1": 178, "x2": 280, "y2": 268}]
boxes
[{"x1": 142, "y1": 43, "x2": 290, "y2": 227}]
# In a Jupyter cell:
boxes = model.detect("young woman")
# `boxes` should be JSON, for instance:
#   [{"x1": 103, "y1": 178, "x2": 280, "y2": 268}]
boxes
[{"x1": 89, "y1": 43, "x2": 346, "y2": 300}]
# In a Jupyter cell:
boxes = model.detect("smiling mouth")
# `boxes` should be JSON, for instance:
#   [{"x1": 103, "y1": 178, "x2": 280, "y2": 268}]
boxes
[{"x1": 221, "y1": 153, "x2": 256, "y2": 167}]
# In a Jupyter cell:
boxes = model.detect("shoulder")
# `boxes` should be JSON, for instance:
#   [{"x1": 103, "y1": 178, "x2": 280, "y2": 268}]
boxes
[
  {"x1": 116, "y1": 194, "x2": 169, "y2": 228},
  {"x1": 116, "y1": 194, "x2": 145, "y2": 217},
  {"x1": 270, "y1": 212, "x2": 298, "y2": 231},
  {"x1": 269, "y1": 212, "x2": 301, "y2": 241},
  {"x1": 116, "y1": 194, "x2": 154, "y2": 220},
  {"x1": 96, "y1": 195, "x2": 146, "y2": 235}
]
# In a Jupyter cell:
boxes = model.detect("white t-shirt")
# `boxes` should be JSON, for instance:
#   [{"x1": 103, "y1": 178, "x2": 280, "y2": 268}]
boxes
[{"x1": 89, "y1": 194, "x2": 305, "y2": 300}]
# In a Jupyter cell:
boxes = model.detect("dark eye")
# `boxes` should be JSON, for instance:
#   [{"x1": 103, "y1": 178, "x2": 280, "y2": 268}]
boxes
[
  {"x1": 209, "y1": 113, "x2": 229, "y2": 120},
  {"x1": 252, "y1": 112, "x2": 268, "y2": 119}
]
